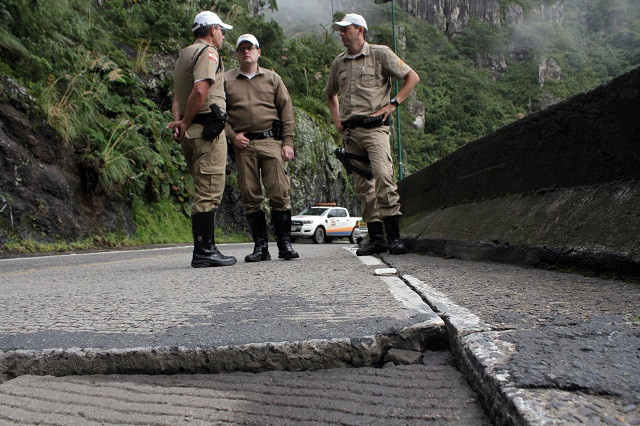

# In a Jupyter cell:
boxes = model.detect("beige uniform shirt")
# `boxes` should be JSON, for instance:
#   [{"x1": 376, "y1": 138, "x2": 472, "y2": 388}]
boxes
[
  {"x1": 325, "y1": 42, "x2": 412, "y2": 122},
  {"x1": 224, "y1": 67, "x2": 295, "y2": 147},
  {"x1": 173, "y1": 39, "x2": 225, "y2": 137}
]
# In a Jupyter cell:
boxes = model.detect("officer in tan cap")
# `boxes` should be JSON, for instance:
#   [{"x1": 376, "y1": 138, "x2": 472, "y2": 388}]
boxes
[
  {"x1": 224, "y1": 34, "x2": 299, "y2": 262},
  {"x1": 325, "y1": 13, "x2": 420, "y2": 256},
  {"x1": 167, "y1": 11, "x2": 236, "y2": 268}
]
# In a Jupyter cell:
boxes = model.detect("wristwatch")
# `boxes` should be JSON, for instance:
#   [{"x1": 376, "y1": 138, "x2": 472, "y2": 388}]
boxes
[{"x1": 390, "y1": 98, "x2": 400, "y2": 107}]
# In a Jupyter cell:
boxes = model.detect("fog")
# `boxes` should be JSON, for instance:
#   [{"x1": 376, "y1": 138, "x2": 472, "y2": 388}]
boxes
[
  {"x1": 505, "y1": 0, "x2": 640, "y2": 72},
  {"x1": 264, "y1": 0, "x2": 382, "y2": 36},
  {"x1": 265, "y1": 0, "x2": 639, "y2": 79}
]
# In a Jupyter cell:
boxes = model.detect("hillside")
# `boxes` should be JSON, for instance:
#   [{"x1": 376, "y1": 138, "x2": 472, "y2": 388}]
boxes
[{"x1": 1, "y1": 0, "x2": 639, "y2": 251}]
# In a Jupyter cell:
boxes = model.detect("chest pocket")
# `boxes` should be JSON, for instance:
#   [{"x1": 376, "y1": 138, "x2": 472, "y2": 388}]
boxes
[{"x1": 359, "y1": 63, "x2": 377, "y2": 88}]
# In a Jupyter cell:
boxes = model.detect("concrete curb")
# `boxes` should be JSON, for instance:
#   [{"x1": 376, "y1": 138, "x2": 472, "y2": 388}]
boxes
[{"x1": 402, "y1": 274, "x2": 547, "y2": 425}]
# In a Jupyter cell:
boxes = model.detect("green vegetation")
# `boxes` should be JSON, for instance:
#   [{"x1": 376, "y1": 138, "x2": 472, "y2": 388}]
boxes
[
  {"x1": 1, "y1": 0, "x2": 639, "y2": 252},
  {"x1": 1, "y1": 198, "x2": 244, "y2": 254},
  {"x1": 366, "y1": 0, "x2": 640, "y2": 173}
]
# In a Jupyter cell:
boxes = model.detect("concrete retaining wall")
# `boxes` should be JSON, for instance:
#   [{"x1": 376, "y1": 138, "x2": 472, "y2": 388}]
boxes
[{"x1": 398, "y1": 66, "x2": 640, "y2": 278}]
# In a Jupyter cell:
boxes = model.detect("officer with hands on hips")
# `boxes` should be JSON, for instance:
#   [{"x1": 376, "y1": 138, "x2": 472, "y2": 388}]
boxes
[{"x1": 325, "y1": 13, "x2": 420, "y2": 256}]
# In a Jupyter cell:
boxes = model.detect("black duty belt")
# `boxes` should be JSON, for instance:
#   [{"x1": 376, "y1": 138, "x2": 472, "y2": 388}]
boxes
[
  {"x1": 342, "y1": 115, "x2": 391, "y2": 130},
  {"x1": 245, "y1": 130, "x2": 275, "y2": 140},
  {"x1": 191, "y1": 113, "x2": 213, "y2": 125}
]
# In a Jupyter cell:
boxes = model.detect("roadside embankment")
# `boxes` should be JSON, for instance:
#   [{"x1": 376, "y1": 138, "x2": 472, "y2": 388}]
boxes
[{"x1": 399, "y1": 66, "x2": 640, "y2": 278}]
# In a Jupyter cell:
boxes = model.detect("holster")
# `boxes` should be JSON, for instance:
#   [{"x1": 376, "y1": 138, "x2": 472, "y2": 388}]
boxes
[
  {"x1": 334, "y1": 148, "x2": 373, "y2": 180},
  {"x1": 192, "y1": 103, "x2": 228, "y2": 140},
  {"x1": 272, "y1": 120, "x2": 284, "y2": 140}
]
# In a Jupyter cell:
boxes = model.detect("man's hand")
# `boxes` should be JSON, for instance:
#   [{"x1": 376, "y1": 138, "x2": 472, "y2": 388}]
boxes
[
  {"x1": 166, "y1": 120, "x2": 187, "y2": 142},
  {"x1": 282, "y1": 145, "x2": 294, "y2": 162},
  {"x1": 234, "y1": 132, "x2": 250, "y2": 149},
  {"x1": 372, "y1": 102, "x2": 396, "y2": 122}
]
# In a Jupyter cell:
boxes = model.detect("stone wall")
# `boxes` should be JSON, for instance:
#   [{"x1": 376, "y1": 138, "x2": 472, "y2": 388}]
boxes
[{"x1": 398, "y1": 66, "x2": 640, "y2": 278}]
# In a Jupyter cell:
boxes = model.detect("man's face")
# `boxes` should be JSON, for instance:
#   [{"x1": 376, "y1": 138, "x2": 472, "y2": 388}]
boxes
[
  {"x1": 211, "y1": 26, "x2": 225, "y2": 49},
  {"x1": 236, "y1": 42, "x2": 260, "y2": 66},
  {"x1": 339, "y1": 25, "x2": 361, "y2": 49}
]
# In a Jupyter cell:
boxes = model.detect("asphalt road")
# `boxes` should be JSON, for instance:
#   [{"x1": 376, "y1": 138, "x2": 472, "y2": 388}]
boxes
[{"x1": 1, "y1": 242, "x2": 638, "y2": 424}]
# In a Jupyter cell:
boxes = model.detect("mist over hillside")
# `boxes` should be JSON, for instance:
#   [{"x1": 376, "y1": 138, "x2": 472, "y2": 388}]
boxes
[{"x1": 263, "y1": 0, "x2": 384, "y2": 36}]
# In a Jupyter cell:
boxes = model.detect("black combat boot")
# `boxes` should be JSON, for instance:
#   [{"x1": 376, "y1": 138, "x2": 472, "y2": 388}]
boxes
[
  {"x1": 383, "y1": 215, "x2": 408, "y2": 255},
  {"x1": 245, "y1": 210, "x2": 271, "y2": 262},
  {"x1": 272, "y1": 210, "x2": 300, "y2": 260},
  {"x1": 191, "y1": 210, "x2": 237, "y2": 268},
  {"x1": 356, "y1": 221, "x2": 387, "y2": 256}
]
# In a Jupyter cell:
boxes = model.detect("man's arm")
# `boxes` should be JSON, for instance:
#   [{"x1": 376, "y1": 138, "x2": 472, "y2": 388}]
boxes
[
  {"x1": 182, "y1": 80, "x2": 210, "y2": 127},
  {"x1": 327, "y1": 94, "x2": 343, "y2": 133},
  {"x1": 168, "y1": 95, "x2": 182, "y2": 140},
  {"x1": 273, "y1": 74, "x2": 295, "y2": 147},
  {"x1": 166, "y1": 79, "x2": 211, "y2": 141},
  {"x1": 373, "y1": 70, "x2": 420, "y2": 121},
  {"x1": 171, "y1": 95, "x2": 180, "y2": 121},
  {"x1": 395, "y1": 70, "x2": 420, "y2": 104}
]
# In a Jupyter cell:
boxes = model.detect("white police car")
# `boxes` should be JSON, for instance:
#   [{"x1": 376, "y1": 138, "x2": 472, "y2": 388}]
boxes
[{"x1": 291, "y1": 203, "x2": 363, "y2": 244}]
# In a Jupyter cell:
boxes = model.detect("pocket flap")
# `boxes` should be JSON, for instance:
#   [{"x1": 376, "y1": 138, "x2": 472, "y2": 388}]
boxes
[{"x1": 199, "y1": 164, "x2": 226, "y2": 175}]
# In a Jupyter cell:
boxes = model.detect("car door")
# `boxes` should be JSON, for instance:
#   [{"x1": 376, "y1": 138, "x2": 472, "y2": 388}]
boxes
[
  {"x1": 327, "y1": 209, "x2": 349, "y2": 237},
  {"x1": 326, "y1": 209, "x2": 340, "y2": 236}
]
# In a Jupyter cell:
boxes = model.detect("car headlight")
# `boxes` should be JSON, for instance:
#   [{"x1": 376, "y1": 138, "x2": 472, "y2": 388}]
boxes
[{"x1": 301, "y1": 220, "x2": 314, "y2": 224}]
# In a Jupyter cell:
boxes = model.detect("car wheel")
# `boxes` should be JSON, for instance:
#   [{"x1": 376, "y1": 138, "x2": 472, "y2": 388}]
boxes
[
  {"x1": 349, "y1": 229, "x2": 357, "y2": 244},
  {"x1": 312, "y1": 227, "x2": 325, "y2": 244}
]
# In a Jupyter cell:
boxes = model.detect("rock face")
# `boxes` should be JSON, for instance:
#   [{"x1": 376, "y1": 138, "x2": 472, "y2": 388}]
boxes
[
  {"x1": 288, "y1": 109, "x2": 360, "y2": 215},
  {"x1": 538, "y1": 57, "x2": 562, "y2": 86},
  {"x1": 0, "y1": 76, "x2": 134, "y2": 244},
  {"x1": 396, "y1": 0, "x2": 501, "y2": 33},
  {"x1": 530, "y1": 1, "x2": 564, "y2": 24},
  {"x1": 406, "y1": 98, "x2": 426, "y2": 130},
  {"x1": 505, "y1": 4, "x2": 524, "y2": 25},
  {"x1": 475, "y1": 53, "x2": 507, "y2": 78},
  {"x1": 392, "y1": 0, "x2": 563, "y2": 32}
]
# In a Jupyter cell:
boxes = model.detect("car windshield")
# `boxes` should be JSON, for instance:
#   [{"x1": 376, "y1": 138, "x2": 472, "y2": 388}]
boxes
[{"x1": 298, "y1": 207, "x2": 329, "y2": 216}]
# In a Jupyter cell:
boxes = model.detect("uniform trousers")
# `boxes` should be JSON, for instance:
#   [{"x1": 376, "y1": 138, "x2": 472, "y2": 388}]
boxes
[
  {"x1": 345, "y1": 125, "x2": 401, "y2": 223},
  {"x1": 234, "y1": 138, "x2": 291, "y2": 215},
  {"x1": 181, "y1": 129, "x2": 227, "y2": 215}
]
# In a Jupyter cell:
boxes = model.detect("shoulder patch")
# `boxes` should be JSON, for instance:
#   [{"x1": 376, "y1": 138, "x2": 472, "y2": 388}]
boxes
[{"x1": 208, "y1": 51, "x2": 218, "y2": 62}]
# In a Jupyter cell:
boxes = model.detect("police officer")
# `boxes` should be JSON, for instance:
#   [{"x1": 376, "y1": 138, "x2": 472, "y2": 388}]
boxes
[
  {"x1": 224, "y1": 34, "x2": 299, "y2": 262},
  {"x1": 166, "y1": 11, "x2": 236, "y2": 268},
  {"x1": 325, "y1": 13, "x2": 420, "y2": 256}
]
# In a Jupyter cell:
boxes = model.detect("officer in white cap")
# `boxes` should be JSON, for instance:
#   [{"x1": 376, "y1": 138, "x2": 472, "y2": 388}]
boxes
[
  {"x1": 167, "y1": 11, "x2": 236, "y2": 268},
  {"x1": 325, "y1": 13, "x2": 420, "y2": 256},
  {"x1": 224, "y1": 34, "x2": 299, "y2": 262}
]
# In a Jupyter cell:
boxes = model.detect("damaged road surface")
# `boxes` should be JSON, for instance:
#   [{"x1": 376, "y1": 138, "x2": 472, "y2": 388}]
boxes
[
  {"x1": 0, "y1": 244, "x2": 488, "y2": 424},
  {"x1": 3, "y1": 244, "x2": 638, "y2": 424}
]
